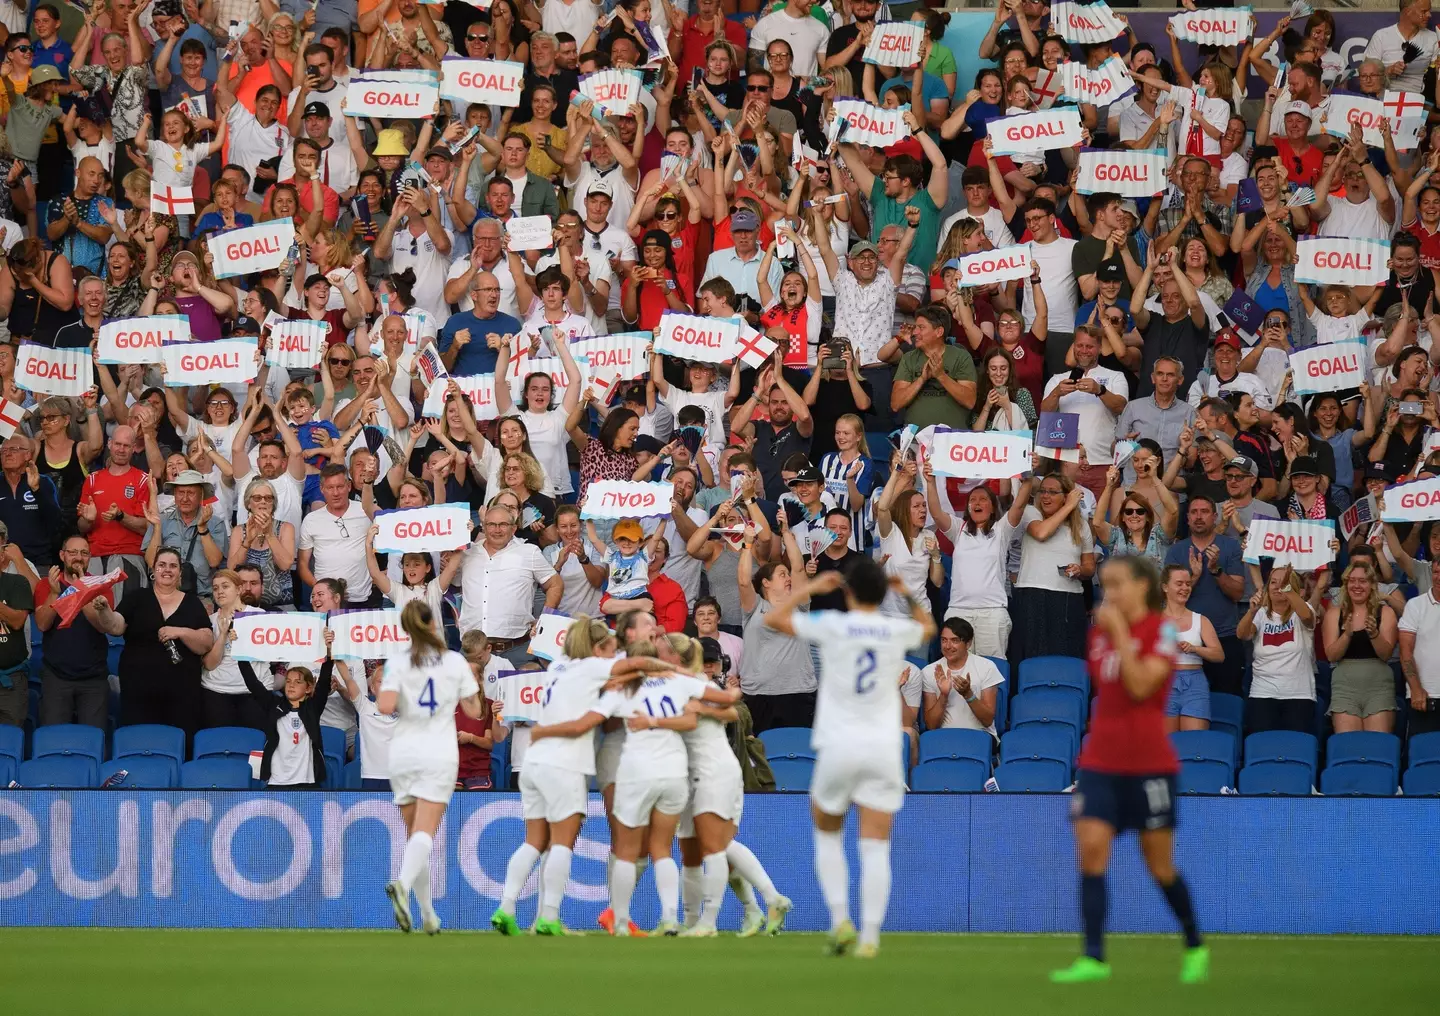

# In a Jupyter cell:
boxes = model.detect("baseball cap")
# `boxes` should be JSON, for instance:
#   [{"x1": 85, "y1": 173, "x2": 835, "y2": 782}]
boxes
[
  {"x1": 586, "y1": 180, "x2": 614, "y2": 199},
  {"x1": 632, "y1": 434, "x2": 664, "y2": 456},
  {"x1": 788, "y1": 465, "x2": 824, "y2": 486},
  {"x1": 850, "y1": 240, "x2": 880, "y2": 258},
  {"x1": 1213, "y1": 330, "x2": 1241, "y2": 351},
  {"x1": 1288, "y1": 455, "x2": 1321, "y2": 478},
  {"x1": 730, "y1": 209, "x2": 760, "y2": 232},
  {"x1": 28, "y1": 65, "x2": 62, "y2": 87},
  {"x1": 1224, "y1": 455, "x2": 1258, "y2": 477},
  {"x1": 699, "y1": 637, "x2": 724, "y2": 664},
  {"x1": 302, "y1": 101, "x2": 331, "y2": 119},
  {"x1": 303, "y1": 272, "x2": 331, "y2": 289},
  {"x1": 1365, "y1": 461, "x2": 1393, "y2": 482},
  {"x1": 171, "y1": 249, "x2": 199, "y2": 270},
  {"x1": 1284, "y1": 100, "x2": 1313, "y2": 120},
  {"x1": 1097, "y1": 261, "x2": 1124, "y2": 283},
  {"x1": 612, "y1": 518, "x2": 643, "y2": 542},
  {"x1": 424, "y1": 146, "x2": 452, "y2": 162}
]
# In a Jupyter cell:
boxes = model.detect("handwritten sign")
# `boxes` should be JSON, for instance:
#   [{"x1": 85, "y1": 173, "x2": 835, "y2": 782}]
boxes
[
  {"x1": 1290, "y1": 340, "x2": 1366, "y2": 395},
  {"x1": 162, "y1": 337, "x2": 258, "y2": 387},
  {"x1": 828, "y1": 97, "x2": 912, "y2": 148},
  {"x1": 580, "y1": 480, "x2": 674, "y2": 520},
  {"x1": 1052, "y1": 1, "x2": 1127, "y2": 44},
  {"x1": 328, "y1": 608, "x2": 412, "y2": 659},
  {"x1": 1169, "y1": 6, "x2": 1253, "y2": 47},
  {"x1": 266, "y1": 319, "x2": 327, "y2": 370},
  {"x1": 16, "y1": 343, "x2": 91, "y2": 397},
  {"x1": 505, "y1": 214, "x2": 553, "y2": 252},
  {"x1": 440, "y1": 57, "x2": 524, "y2": 107},
  {"x1": 655, "y1": 311, "x2": 739, "y2": 364},
  {"x1": 1381, "y1": 477, "x2": 1440, "y2": 523},
  {"x1": 527, "y1": 608, "x2": 574, "y2": 662},
  {"x1": 930, "y1": 429, "x2": 1033, "y2": 480},
  {"x1": 578, "y1": 68, "x2": 643, "y2": 116},
  {"x1": 97, "y1": 315, "x2": 188, "y2": 365},
  {"x1": 421, "y1": 374, "x2": 497, "y2": 420},
  {"x1": 1295, "y1": 237, "x2": 1390, "y2": 286},
  {"x1": 373, "y1": 503, "x2": 472, "y2": 554},
  {"x1": 571, "y1": 332, "x2": 651, "y2": 381},
  {"x1": 1076, "y1": 147, "x2": 1167, "y2": 196},
  {"x1": 862, "y1": 21, "x2": 924, "y2": 68},
  {"x1": 987, "y1": 108, "x2": 1083, "y2": 156},
  {"x1": 206, "y1": 219, "x2": 294, "y2": 279},
  {"x1": 1243, "y1": 518, "x2": 1335, "y2": 572},
  {"x1": 230, "y1": 611, "x2": 328, "y2": 665},
  {"x1": 343, "y1": 76, "x2": 438, "y2": 117},
  {"x1": 955, "y1": 243, "x2": 1033, "y2": 288}
]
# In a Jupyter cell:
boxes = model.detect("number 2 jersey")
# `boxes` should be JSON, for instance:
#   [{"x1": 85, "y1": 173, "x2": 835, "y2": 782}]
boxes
[
  {"x1": 525, "y1": 655, "x2": 618, "y2": 776},
  {"x1": 791, "y1": 611, "x2": 925, "y2": 755},
  {"x1": 1079, "y1": 612, "x2": 1180, "y2": 776},
  {"x1": 380, "y1": 649, "x2": 479, "y2": 771},
  {"x1": 596, "y1": 675, "x2": 710, "y2": 781}
]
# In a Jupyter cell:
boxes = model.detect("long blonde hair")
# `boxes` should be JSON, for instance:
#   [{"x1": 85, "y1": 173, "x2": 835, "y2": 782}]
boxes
[
  {"x1": 663, "y1": 633, "x2": 703, "y2": 671},
  {"x1": 563, "y1": 615, "x2": 614, "y2": 659},
  {"x1": 1261, "y1": 566, "x2": 1305, "y2": 623},
  {"x1": 1037, "y1": 471, "x2": 1084, "y2": 546},
  {"x1": 835, "y1": 414, "x2": 870, "y2": 458},
  {"x1": 1336, "y1": 561, "x2": 1380, "y2": 631},
  {"x1": 401, "y1": 600, "x2": 446, "y2": 668}
]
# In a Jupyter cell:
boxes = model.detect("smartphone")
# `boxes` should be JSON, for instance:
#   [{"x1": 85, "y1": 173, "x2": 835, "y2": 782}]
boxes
[
  {"x1": 1399, "y1": 402, "x2": 1425, "y2": 416},
  {"x1": 1068, "y1": 367, "x2": 1084, "y2": 383},
  {"x1": 691, "y1": 66, "x2": 703, "y2": 90},
  {"x1": 996, "y1": 385, "x2": 1008, "y2": 400}
]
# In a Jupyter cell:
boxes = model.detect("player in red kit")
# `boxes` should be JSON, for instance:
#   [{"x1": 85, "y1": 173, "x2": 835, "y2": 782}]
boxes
[{"x1": 1050, "y1": 555, "x2": 1210, "y2": 986}]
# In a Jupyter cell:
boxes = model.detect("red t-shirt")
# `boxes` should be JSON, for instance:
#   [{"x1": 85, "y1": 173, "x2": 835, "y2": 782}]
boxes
[
  {"x1": 620, "y1": 266, "x2": 687, "y2": 330},
  {"x1": 1079, "y1": 611, "x2": 1180, "y2": 775},
  {"x1": 1274, "y1": 138, "x2": 1323, "y2": 188},
  {"x1": 632, "y1": 221, "x2": 699, "y2": 305},
  {"x1": 80, "y1": 466, "x2": 150, "y2": 556},
  {"x1": 286, "y1": 306, "x2": 351, "y2": 347},
  {"x1": 455, "y1": 699, "x2": 492, "y2": 781},
  {"x1": 649, "y1": 573, "x2": 688, "y2": 633},
  {"x1": 1407, "y1": 218, "x2": 1440, "y2": 271}
]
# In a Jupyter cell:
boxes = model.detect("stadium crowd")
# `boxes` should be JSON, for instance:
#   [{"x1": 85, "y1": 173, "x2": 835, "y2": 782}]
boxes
[{"x1": 2, "y1": 0, "x2": 1440, "y2": 793}]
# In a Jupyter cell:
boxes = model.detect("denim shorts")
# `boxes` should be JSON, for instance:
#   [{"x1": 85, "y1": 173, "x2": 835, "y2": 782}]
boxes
[{"x1": 1165, "y1": 669, "x2": 1212, "y2": 719}]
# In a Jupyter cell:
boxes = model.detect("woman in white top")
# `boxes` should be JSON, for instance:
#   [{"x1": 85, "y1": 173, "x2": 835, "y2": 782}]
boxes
[
  {"x1": 1011, "y1": 471, "x2": 1096, "y2": 665},
  {"x1": 1160, "y1": 564, "x2": 1222, "y2": 734},
  {"x1": 1236, "y1": 566, "x2": 1318, "y2": 735},
  {"x1": 200, "y1": 569, "x2": 272, "y2": 729},
  {"x1": 921, "y1": 617, "x2": 1005, "y2": 741},
  {"x1": 875, "y1": 454, "x2": 942, "y2": 617},
  {"x1": 378, "y1": 601, "x2": 484, "y2": 936},
  {"x1": 495, "y1": 332, "x2": 582, "y2": 499},
  {"x1": 490, "y1": 616, "x2": 678, "y2": 937},
  {"x1": 925, "y1": 463, "x2": 1024, "y2": 659},
  {"x1": 341, "y1": 653, "x2": 398, "y2": 792}
]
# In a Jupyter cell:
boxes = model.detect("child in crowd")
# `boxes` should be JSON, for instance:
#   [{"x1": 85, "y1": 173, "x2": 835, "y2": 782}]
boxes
[
  {"x1": 584, "y1": 515, "x2": 663, "y2": 616},
  {"x1": 1301, "y1": 284, "x2": 1370, "y2": 345},
  {"x1": 650, "y1": 354, "x2": 741, "y2": 447},
  {"x1": 365, "y1": 524, "x2": 465, "y2": 618}
]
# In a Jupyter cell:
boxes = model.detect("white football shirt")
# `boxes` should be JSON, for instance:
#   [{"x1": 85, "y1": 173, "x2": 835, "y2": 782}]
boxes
[
  {"x1": 597, "y1": 675, "x2": 709, "y2": 778},
  {"x1": 381, "y1": 649, "x2": 478, "y2": 770},
  {"x1": 524, "y1": 655, "x2": 616, "y2": 775}
]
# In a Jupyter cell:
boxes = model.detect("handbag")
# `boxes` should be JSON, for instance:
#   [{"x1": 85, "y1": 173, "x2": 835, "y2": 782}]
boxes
[{"x1": 178, "y1": 521, "x2": 201, "y2": 595}]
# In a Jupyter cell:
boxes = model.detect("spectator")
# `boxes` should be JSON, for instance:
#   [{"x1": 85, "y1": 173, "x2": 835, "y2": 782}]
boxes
[
  {"x1": 873, "y1": 456, "x2": 940, "y2": 615},
  {"x1": 495, "y1": 333, "x2": 582, "y2": 500},
  {"x1": 730, "y1": 362, "x2": 814, "y2": 501},
  {"x1": 737, "y1": 521, "x2": 815, "y2": 732},
  {"x1": 44, "y1": 156, "x2": 111, "y2": 276},
  {"x1": 1323, "y1": 561, "x2": 1400, "y2": 735},
  {"x1": 1216, "y1": 457, "x2": 1280, "y2": 593},
  {"x1": 1187, "y1": 332, "x2": 1272, "y2": 412},
  {"x1": 892, "y1": 305, "x2": 978, "y2": 431},
  {"x1": 226, "y1": 479, "x2": 297, "y2": 610},
  {"x1": 814, "y1": 230, "x2": 902, "y2": 423},
  {"x1": 142, "y1": 470, "x2": 229, "y2": 598},
  {"x1": 543, "y1": 504, "x2": 605, "y2": 618},
  {"x1": 699, "y1": 208, "x2": 781, "y2": 315},
  {"x1": 239, "y1": 652, "x2": 335, "y2": 789},
  {"x1": 839, "y1": 115, "x2": 948, "y2": 273},
  {"x1": 1313, "y1": 137, "x2": 1396, "y2": 241},
  {"x1": 1163, "y1": 496, "x2": 1245, "y2": 696},
  {"x1": 1040, "y1": 326, "x2": 1129, "y2": 497},
  {"x1": 201, "y1": 568, "x2": 269, "y2": 732},
  {"x1": 1117, "y1": 357, "x2": 1195, "y2": 484},
  {"x1": 1093, "y1": 466, "x2": 1176, "y2": 566},
  {"x1": 685, "y1": 499, "x2": 773, "y2": 632},
  {"x1": 1155, "y1": 158, "x2": 1233, "y2": 259},
  {"x1": 647, "y1": 537, "x2": 688, "y2": 634},
  {"x1": 921, "y1": 617, "x2": 1004, "y2": 741},
  {"x1": 1011, "y1": 472, "x2": 1095, "y2": 664},
  {"x1": 1237, "y1": 566, "x2": 1318, "y2": 736},
  {"x1": 748, "y1": 0, "x2": 829, "y2": 76},
  {"x1": 298, "y1": 464, "x2": 374, "y2": 608},
  {"x1": 0, "y1": 433, "x2": 62, "y2": 571},
  {"x1": 1400, "y1": 557, "x2": 1440, "y2": 739},
  {"x1": 575, "y1": 407, "x2": 643, "y2": 501},
  {"x1": 1132, "y1": 247, "x2": 1210, "y2": 398},
  {"x1": 0, "y1": 519, "x2": 33, "y2": 727},
  {"x1": 1019, "y1": 197, "x2": 1080, "y2": 376},
  {"x1": 457, "y1": 504, "x2": 562, "y2": 668},
  {"x1": 1160, "y1": 563, "x2": 1222, "y2": 734}
]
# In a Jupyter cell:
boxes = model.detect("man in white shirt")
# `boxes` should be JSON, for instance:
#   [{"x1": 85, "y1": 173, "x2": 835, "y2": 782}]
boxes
[
  {"x1": 286, "y1": 42, "x2": 348, "y2": 144},
  {"x1": 298, "y1": 464, "x2": 374, "y2": 606},
  {"x1": 921, "y1": 617, "x2": 1005, "y2": 739},
  {"x1": 374, "y1": 185, "x2": 453, "y2": 325},
  {"x1": 459, "y1": 505, "x2": 563, "y2": 667},
  {"x1": 1365, "y1": 0, "x2": 1438, "y2": 95},
  {"x1": 1187, "y1": 332, "x2": 1273, "y2": 413},
  {"x1": 560, "y1": 115, "x2": 640, "y2": 236},
  {"x1": 937, "y1": 165, "x2": 1015, "y2": 252},
  {"x1": 1021, "y1": 196, "x2": 1080, "y2": 377},
  {"x1": 1401, "y1": 558, "x2": 1440, "y2": 737},
  {"x1": 535, "y1": 210, "x2": 615, "y2": 336},
  {"x1": 278, "y1": 103, "x2": 360, "y2": 200},
  {"x1": 446, "y1": 218, "x2": 521, "y2": 319},
  {"x1": 1040, "y1": 327, "x2": 1128, "y2": 497},
  {"x1": 1312, "y1": 135, "x2": 1396, "y2": 242},
  {"x1": 747, "y1": 0, "x2": 830, "y2": 76}
]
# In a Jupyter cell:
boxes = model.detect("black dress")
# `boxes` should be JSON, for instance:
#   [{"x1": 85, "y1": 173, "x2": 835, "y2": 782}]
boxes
[{"x1": 116, "y1": 587, "x2": 211, "y2": 742}]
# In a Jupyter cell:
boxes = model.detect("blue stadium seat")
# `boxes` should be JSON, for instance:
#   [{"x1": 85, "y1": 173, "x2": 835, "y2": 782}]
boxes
[
  {"x1": 344, "y1": 759, "x2": 363, "y2": 790},
  {"x1": 1016, "y1": 655, "x2": 1089, "y2": 698},
  {"x1": 323, "y1": 752, "x2": 345, "y2": 789},
  {"x1": 1326, "y1": 732, "x2": 1401, "y2": 773},
  {"x1": 1007, "y1": 689, "x2": 1083, "y2": 754},
  {"x1": 491, "y1": 737, "x2": 510, "y2": 790},
  {"x1": 31, "y1": 724, "x2": 104, "y2": 763},
  {"x1": 321, "y1": 725, "x2": 347, "y2": 762},
  {"x1": 1238, "y1": 762, "x2": 1312, "y2": 796},
  {"x1": 1171, "y1": 730, "x2": 1236, "y2": 768},
  {"x1": 918, "y1": 728, "x2": 993, "y2": 767},
  {"x1": 111, "y1": 724, "x2": 186, "y2": 765},
  {"x1": 761, "y1": 727, "x2": 815, "y2": 762},
  {"x1": 910, "y1": 759, "x2": 987, "y2": 792},
  {"x1": 992, "y1": 758, "x2": 1068, "y2": 792},
  {"x1": 0, "y1": 756, "x2": 12, "y2": 786},
  {"x1": 1403, "y1": 765, "x2": 1440, "y2": 795},
  {"x1": 1178, "y1": 759, "x2": 1232, "y2": 795},
  {"x1": 984, "y1": 657, "x2": 1010, "y2": 731},
  {"x1": 1409, "y1": 731, "x2": 1440, "y2": 770},
  {"x1": 999, "y1": 727, "x2": 1073, "y2": 776},
  {"x1": 0, "y1": 724, "x2": 21, "y2": 764},
  {"x1": 1209, "y1": 693, "x2": 1245, "y2": 750},
  {"x1": 1321, "y1": 765, "x2": 1397, "y2": 796},
  {"x1": 99, "y1": 757, "x2": 177, "y2": 789},
  {"x1": 770, "y1": 757, "x2": 813, "y2": 792},
  {"x1": 1244, "y1": 731, "x2": 1318, "y2": 780},
  {"x1": 17, "y1": 756, "x2": 98, "y2": 788},
  {"x1": 192, "y1": 727, "x2": 265, "y2": 760},
  {"x1": 180, "y1": 757, "x2": 252, "y2": 789}
]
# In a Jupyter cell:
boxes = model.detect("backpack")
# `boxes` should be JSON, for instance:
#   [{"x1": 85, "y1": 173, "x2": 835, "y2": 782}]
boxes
[{"x1": 728, "y1": 700, "x2": 775, "y2": 791}]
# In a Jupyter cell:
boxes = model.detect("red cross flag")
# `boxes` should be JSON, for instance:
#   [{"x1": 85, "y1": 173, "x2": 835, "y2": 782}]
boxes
[
  {"x1": 1032, "y1": 68, "x2": 1062, "y2": 110},
  {"x1": 53, "y1": 568, "x2": 126, "y2": 628},
  {"x1": 736, "y1": 328, "x2": 778, "y2": 369},
  {"x1": 0, "y1": 397, "x2": 27, "y2": 439},
  {"x1": 150, "y1": 183, "x2": 195, "y2": 216}
]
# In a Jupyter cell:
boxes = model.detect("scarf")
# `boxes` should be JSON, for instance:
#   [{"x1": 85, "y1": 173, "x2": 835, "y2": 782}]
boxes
[{"x1": 1287, "y1": 489, "x2": 1327, "y2": 520}]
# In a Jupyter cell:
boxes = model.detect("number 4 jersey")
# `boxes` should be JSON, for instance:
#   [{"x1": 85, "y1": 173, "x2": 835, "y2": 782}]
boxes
[
  {"x1": 381, "y1": 649, "x2": 479, "y2": 769},
  {"x1": 791, "y1": 611, "x2": 926, "y2": 755}
]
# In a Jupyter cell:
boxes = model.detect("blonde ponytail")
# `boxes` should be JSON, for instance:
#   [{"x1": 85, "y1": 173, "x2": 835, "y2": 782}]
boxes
[
  {"x1": 402, "y1": 600, "x2": 447, "y2": 668},
  {"x1": 563, "y1": 614, "x2": 615, "y2": 659}
]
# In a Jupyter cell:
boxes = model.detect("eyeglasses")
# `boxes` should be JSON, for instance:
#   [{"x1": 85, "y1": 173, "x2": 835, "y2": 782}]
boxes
[
  {"x1": 1121, "y1": 508, "x2": 1148, "y2": 517},
  {"x1": 1263, "y1": 318, "x2": 1288, "y2": 328},
  {"x1": 474, "y1": 285, "x2": 500, "y2": 293},
  {"x1": 249, "y1": 494, "x2": 275, "y2": 503},
  {"x1": 39, "y1": 414, "x2": 63, "y2": 422},
  {"x1": 334, "y1": 517, "x2": 349, "y2": 538},
  {"x1": 467, "y1": 33, "x2": 489, "y2": 41},
  {"x1": 746, "y1": 84, "x2": 770, "y2": 92},
  {"x1": 1039, "y1": 487, "x2": 1064, "y2": 496},
  {"x1": 9, "y1": 45, "x2": 30, "y2": 53}
]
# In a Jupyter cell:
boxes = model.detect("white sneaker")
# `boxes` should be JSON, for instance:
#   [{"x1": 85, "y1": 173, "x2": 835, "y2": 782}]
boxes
[
  {"x1": 765, "y1": 895, "x2": 793, "y2": 935},
  {"x1": 736, "y1": 908, "x2": 765, "y2": 938},
  {"x1": 421, "y1": 911, "x2": 442, "y2": 936},
  {"x1": 384, "y1": 881, "x2": 412, "y2": 933},
  {"x1": 678, "y1": 925, "x2": 718, "y2": 938}
]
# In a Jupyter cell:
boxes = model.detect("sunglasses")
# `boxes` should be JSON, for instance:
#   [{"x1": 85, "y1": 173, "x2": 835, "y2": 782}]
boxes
[
  {"x1": 328, "y1": 357, "x2": 353, "y2": 365},
  {"x1": 746, "y1": 84, "x2": 770, "y2": 92},
  {"x1": 467, "y1": 33, "x2": 488, "y2": 41},
  {"x1": 657, "y1": 211, "x2": 679, "y2": 220},
  {"x1": 1122, "y1": 507, "x2": 1148, "y2": 517},
  {"x1": 10, "y1": 45, "x2": 30, "y2": 53}
]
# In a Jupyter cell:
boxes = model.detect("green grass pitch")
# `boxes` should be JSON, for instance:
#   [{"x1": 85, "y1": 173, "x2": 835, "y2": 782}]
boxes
[{"x1": 5, "y1": 929, "x2": 1437, "y2": 1015}]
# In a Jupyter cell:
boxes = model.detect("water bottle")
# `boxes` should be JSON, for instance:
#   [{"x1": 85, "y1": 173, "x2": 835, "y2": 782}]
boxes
[{"x1": 164, "y1": 639, "x2": 182, "y2": 664}]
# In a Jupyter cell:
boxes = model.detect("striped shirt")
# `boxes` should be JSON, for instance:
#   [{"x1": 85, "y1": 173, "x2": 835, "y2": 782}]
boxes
[{"x1": 818, "y1": 452, "x2": 876, "y2": 551}]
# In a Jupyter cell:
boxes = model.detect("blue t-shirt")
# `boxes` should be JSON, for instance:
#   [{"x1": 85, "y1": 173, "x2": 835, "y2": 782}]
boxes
[
  {"x1": 1075, "y1": 297, "x2": 1132, "y2": 333},
  {"x1": 964, "y1": 100, "x2": 1002, "y2": 138},
  {"x1": 878, "y1": 72, "x2": 949, "y2": 115},
  {"x1": 439, "y1": 310, "x2": 522, "y2": 376},
  {"x1": 168, "y1": 25, "x2": 218, "y2": 82},
  {"x1": 1252, "y1": 280, "x2": 1290, "y2": 316},
  {"x1": 194, "y1": 211, "x2": 255, "y2": 236},
  {"x1": 1163, "y1": 535, "x2": 1243, "y2": 638}
]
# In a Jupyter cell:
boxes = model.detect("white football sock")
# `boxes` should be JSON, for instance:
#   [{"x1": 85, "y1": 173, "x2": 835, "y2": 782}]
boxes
[
  {"x1": 398, "y1": 831, "x2": 432, "y2": 895},
  {"x1": 610, "y1": 859, "x2": 637, "y2": 930},
  {"x1": 858, "y1": 837, "x2": 891, "y2": 948},
  {"x1": 813, "y1": 828, "x2": 850, "y2": 930},
  {"x1": 635, "y1": 855, "x2": 651, "y2": 879},
  {"x1": 500, "y1": 842, "x2": 541, "y2": 914},
  {"x1": 728, "y1": 872, "x2": 761, "y2": 918},
  {"x1": 726, "y1": 840, "x2": 778, "y2": 902},
  {"x1": 700, "y1": 852, "x2": 728, "y2": 930},
  {"x1": 606, "y1": 851, "x2": 616, "y2": 892},
  {"x1": 535, "y1": 848, "x2": 548, "y2": 917},
  {"x1": 682, "y1": 865, "x2": 703, "y2": 928},
  {"x1": 653, "y1": 857, "x2": 680, "y2": 923},
  {"x1": 541, "y1": 846, "x2": 571, "y2": 922}
]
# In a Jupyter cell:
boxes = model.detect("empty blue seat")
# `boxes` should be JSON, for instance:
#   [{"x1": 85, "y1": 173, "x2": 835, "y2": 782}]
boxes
[
  {"x1": 1171, "y1": 730, "x2": 1235, "y2": 767},
  {"x1": 1403, "y1": 765, "x2": 1440, "y2": 795},
  {"x1": 1409, "y1": 731, "x2": 1440, "y2": 769},
  {"x1": 910, "y1": 759, "x2": 987, "y2": 792},
  {"x1": 99, "y1": 757, "x2": 177, "y2": 789},
  {"x1": 180, "y1": 757, "x2": 252, "y2": 789},
  {"x1": 918, "y1": 728, "x2": 993, "y2": 766},
  {"x1": 321, "y1": 726, "x2": 347, "y2": 762},
  {"x1": 1244, "y1": 731, "x2": 1318, "y2": 779},
  {"x1": 761, "y1": 727, "x2": 815, "y2": 762},
  {"x1": 1321, "y1": 765, "x2": 1397, "y2": 796},
  {"x1": 999, "y1": 726, "x2": 1073, "y2": 774},
  {"x1": 17, "y1": 756, "x2": 97, "y2": 788},
  {"x1": 323, "y1": 752, "x2": 345, "y2": 789},
  {"x1": 32, "y1": 724, "x2": 104, "y2": 764},
  {"x1": 112, "y1": 724, "x2": 186, "y2": 764},
  {"x1": 1238, "y1": 762, "x2": 1312, "y2": 796},
  {"x1": 491, "y1": 737, "x2": 510, "y2": 790},
  {"x1": 992, "y1": 758, "x2": 1068, "y2": 792},
  {"x1": 1210, "y1": 693, "x2": 1245, "y2": 745},
  {"x1": 1326, "y1": 732, "x2": 1401, "y2": 773},
  {"x1": 984, "y1": 657, "x2": 1010, "y2": 731},
  {"x1": 0, "y1": 725, "x2": 21, "y2": 763},
  {"x1": 769, "y1": 758, "x2": 814, "y2": 792},
  {"x1": 344, "y1": 759, "x2": 363, "y2": 790},
  {"x1": 1178, "y1": 759, "x2": 1232, "y2": 795},
  {"x1": 1007, "y1": 689, "x2": 1083, "y2": 754},
  {"x1": 192, "y1": 727, "x2": 264, "y2": 761},
  {"x1": 0, "y1": 756, "x2": 13, "y2": 786},
  {"x1": 1016, "y1": 655, "x2": 1089, "y2": 697}
]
